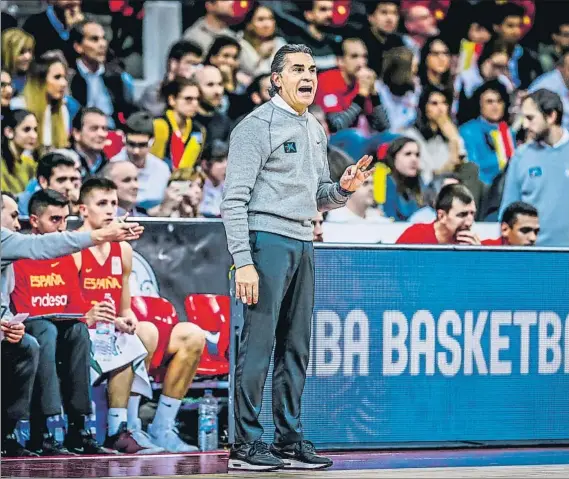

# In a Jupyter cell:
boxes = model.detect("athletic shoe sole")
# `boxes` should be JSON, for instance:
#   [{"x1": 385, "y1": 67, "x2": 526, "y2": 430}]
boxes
[
  {"x1": 228, "y1": 458, "x2": 283, "y2": 471},
  {"x1": 281, "y1": 458, "x2": 333, "y2": 469}
]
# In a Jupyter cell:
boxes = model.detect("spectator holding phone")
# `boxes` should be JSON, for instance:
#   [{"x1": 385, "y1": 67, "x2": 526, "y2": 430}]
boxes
[{"x1": 148, "y1": 169, "x2": 206, "y2": 218}]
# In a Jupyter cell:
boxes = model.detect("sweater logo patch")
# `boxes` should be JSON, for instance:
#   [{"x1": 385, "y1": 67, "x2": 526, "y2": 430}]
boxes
[
  {"x1": 528, "y1": 166, "x2": 542, "y2": 178},
  {"x1": 284, "y1": 141, "x2": 297, "y2": 153}
]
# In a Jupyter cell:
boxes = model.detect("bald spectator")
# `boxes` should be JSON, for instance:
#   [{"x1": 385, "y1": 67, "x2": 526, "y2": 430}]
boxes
[
  {"x1": 402, "y1": 3, "x2": 439, "y2": 57},
  {"x1": 102, "y1": 161, "x2": 146, "y2": 217},
  {"x1": 362, "y1": 0, "x2": 404, "y2": 77},
  {"x1": 286, "y1": 1, "x2": 339, "y2": 71},
  {"x1": 138, "y1": 40, "x2": 203, "y2": 117},
  {"x1": 1, "y1": 193, "x2": 21, "y2": 233},
  {"x1": 183, "y1": 0, "x2": 239, "y2": 53},
  {"x1": 483, "y1": 201, "x2": 539, "y2": 246},
  {"x1": 110, "y1": 111, "x2": 170, "y2": 209},
  {"x1": 194, "y1": 66, "x2": 232, "y2": 146}
]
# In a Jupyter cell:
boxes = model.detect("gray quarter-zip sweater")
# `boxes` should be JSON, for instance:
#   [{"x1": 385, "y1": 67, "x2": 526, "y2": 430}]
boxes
[{"x1": 221, "y1": 96, "x2": 350, "y2": 268}]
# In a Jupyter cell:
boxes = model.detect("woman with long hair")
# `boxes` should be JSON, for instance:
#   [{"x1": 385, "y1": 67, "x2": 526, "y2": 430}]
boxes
[
  {"x1": 238, "y1": 3, "x2": 286, "y2": 79},
  {"x1": 418, "y1": 36, "x2": 453, "y2": 92},
  {"x1": 11, "y1": 50, "x2": 79, "y2": 154},
  {"x1": 1, "y1": 109, "x2": 39, "y2": 195},
  {"x1": 377, "y1": 46, "x2": 421, "y2": 131},
  {"x1": 1, "y1": 69, "x2": 14, "y2": 120},
  {"x1": 1, "y1": 28, "x2": 35, "y2": 94},
  {"x1": 382, "y1": 136, "x2": 426, "y2": 221}
]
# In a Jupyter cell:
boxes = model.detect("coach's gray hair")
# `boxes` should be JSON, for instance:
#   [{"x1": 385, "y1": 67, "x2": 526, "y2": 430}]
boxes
[{"x1": 268, "y1": 44, "x2": 314, "y2": 98}]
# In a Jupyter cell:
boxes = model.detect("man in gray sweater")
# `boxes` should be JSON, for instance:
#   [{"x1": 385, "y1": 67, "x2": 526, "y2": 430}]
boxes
[
  {"x1": 1, "y1": 192, "x2": 143, "y2": 457},
  {"x1": 221, "y1": 44, "x2": 373, "y2": 471}
]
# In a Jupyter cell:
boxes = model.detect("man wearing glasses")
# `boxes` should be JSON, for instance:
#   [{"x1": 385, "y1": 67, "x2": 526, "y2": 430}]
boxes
[{"x1": 110, "y1": 111, "x2": 171, "y2": 210}]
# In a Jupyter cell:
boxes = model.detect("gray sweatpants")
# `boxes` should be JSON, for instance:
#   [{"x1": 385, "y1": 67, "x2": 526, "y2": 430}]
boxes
[{"x1": 233, "y1": 231, "x2": 314, "y2": 447}]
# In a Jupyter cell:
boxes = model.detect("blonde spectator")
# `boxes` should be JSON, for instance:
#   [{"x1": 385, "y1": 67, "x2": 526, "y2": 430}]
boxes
[
  {"x1": 149, "y1": 169, "x2": 205, "y2": 218},
  {"x1": 11, "y1": 51, "x2": 80, "y2": 155},
  {"x1": 238, "y1": 3, "x2": 286, "y2": 80},
  {"x1": 1, "y1": 28, "x2": 35, "y2": 94},
  {"x1": 1, "y1": 109, "x2": 39, "y2": 195}
]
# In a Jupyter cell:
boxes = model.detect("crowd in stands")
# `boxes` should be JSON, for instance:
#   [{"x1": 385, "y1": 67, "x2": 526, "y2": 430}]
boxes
[
  {"x1": 1, "y1": 0, "x2": 568, "y2": 247},
  {"x1": 1, "y1": 0, "x2": 568, "y2": 460}
]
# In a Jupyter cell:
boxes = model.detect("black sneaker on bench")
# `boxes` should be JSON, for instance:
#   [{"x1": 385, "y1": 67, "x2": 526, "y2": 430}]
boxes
[
  {"x1": 270, "y1": 440, "x2": 333, "y2": 469},
  {"x1": 228, "y1": 440, "x2": 284, "y2": 471}
]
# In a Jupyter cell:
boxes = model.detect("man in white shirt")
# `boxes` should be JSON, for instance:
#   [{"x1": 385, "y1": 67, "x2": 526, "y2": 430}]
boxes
[
  {"x1": 110, "y1": 112, "x2": 170, "y2": 210},
  {"x1": 326, "y1": 176, "x2": 387, "y2": 223},
  {"x1": 199, "y1": 139, "x2": 227, "y2": 217},
  {"x1": 183, "y1": 1, "x2": 239, "y2": 53}
]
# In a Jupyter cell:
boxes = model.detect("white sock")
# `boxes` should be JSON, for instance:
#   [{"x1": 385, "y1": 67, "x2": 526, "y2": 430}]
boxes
[
  {"x1": 151, "y1": 395, "x2": 182, "y2": 430},
  {"x1": 127, "y1": 395, "x2": 141, "y2": 431},
  {"x1": 107, "y1": 408, "x2": 127, "y2": 436}
]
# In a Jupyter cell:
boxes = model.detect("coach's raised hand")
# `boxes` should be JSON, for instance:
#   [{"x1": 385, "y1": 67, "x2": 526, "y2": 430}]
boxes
[
  {"x1": 339, "y1": 155, "x2": 374, "y2": 192},
  {"x1": 235, "y1": 264, "x2": 259, "y2": 306},
  {"x1": 91, "y1": 217, "x2": 144, "y2": 244}
]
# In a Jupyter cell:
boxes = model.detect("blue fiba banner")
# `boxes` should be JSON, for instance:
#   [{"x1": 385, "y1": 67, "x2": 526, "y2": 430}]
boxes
[{"x1": 249, "y1": 246, "x2": 569, "y2": 448}]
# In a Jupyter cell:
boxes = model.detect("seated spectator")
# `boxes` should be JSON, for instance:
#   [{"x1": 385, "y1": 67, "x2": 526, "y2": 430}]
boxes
[
  {"x1": 69, "y1": 19, "x2": 135, "y2": 129},
  {"x1": 361, "y1": 0, "x2": 404, "y2": 78},
  {"x1": 314, "y1": 38, "x2": 389, "y2": 134},
  {"x1": 1, "y1": 109, "x2": 39, "y2": 195},
  {"x1": 11, "y1": 50, "x2": 80, "y2": 155},
  {"x1": 149, "y1": 169, "x2": 206, "y2": 218},
  {"x1": 402, "y1": 87, "x2": 467, "y2": 184},
  {"x1": 381, "y1": 137, "x2": 426, "y2": 221},
  {"x1": 231, "y1": 72, "x2": 272, "y2": 127},
  {"x1": 454, "y1": 38, "x2": 514, "y2": 125},
  {"x1": 71, "y1": 107, "x2": 109, "y2": 178},
  {"x1": 377, "y1": 46, "x2": 420, "y2": 131},
  {"x1": 110, "y1": 111, "x2": 170, "y2": 210},
  {"x1": 418, "y1": 36, "x2": 452, "y2": 92},
  {"x1": 455, "y1": 1, "x2": 492, "y2": 66},
  {"x1": 401, "y1": 2, "x2": 439, "y2": 57},
  {"x1": 1, "y1": 69, "x2": 14, "y2": 120},
  {"x1": 199, "y1": 139, "x2": 228, "y2": 217},
  {"x1": 492, "y1": 2, "x2": 542, "y2": 89},
  {"x1": 312, "y1": 211, "x2": 325, "y2": 242},
  {"x1": 407, "y1": 173, "x2": 460, "y2": 224},
  {"x1": 528, "y1": 49, "x2": 569, "y2": 130},
  {"x1": 483, "y1": 201, "x2": 539, "y2": 246},
  {"x1": 194, "y1": 66, "x2": 232, "y2": 146},
  {"x1": 287, "y1": 1, "x2": 339, "y2": 71},
  {"x1": 101, "y1": 161, "x2": 146, "y2": 217},
  {"x1": 22, "y1": 0, "x2": 85, "y2": 66},
  {"x1": 150, "y1": 77, "x2": 205, "y2": 170},
  {"x1": 538, "y1": 20, "x2": 569, "y2": 73},
  {"x1": 182, "y1": 0, "x2": 239, "y2": 53},
  {"x1": 499, "y1": 89, "x2": 569, "y2": 247},
  {"x1": 11, "y1": 189, "x2": 112, "y2": 456},
  {"x1": 18, "y1": 152, "x2": 82, "y2": 216},
  {"x1": 238, "y1": 3, "x2": 286, "y2": 79},
  {"x1": 396, "y1": 183, "x2": 481, "y2": 245},
  {"x1": 138, "y1": 40, "x2": 203, "y2": 118},
  {"x1": 460, "y1": 80, "x2": 515, "y2": 185},
  {"x1": 1, "y1": 192, "x2": 40, "y2": 458},
  {"x1": 326, "y1": 176, "x2": 386, "y2": 223},
  {"x1": 1, "y1": 28, "x2": 35, "y2": 95}
]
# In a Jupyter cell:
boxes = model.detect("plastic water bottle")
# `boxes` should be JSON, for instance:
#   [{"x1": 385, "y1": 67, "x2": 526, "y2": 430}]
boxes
[
  {"x1": 94, "y1": 294, "x2": 116, "y2": 361},
  {"x1": 198, "y1": 390, "x2": 218, "y2": 451}
]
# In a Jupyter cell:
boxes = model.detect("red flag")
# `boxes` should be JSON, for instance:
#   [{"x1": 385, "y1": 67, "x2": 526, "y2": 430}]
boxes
[{"x1": 332, "y1": 0, "x2": 351, "y2": 26}]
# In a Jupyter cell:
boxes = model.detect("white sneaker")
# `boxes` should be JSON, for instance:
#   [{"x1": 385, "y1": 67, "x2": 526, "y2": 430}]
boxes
[
  {"x1": 129, "y1": 419, "x2": 166, "y2": 454},
  {"x1": 147, "y1": 422, "x2": 199, "y2": 453}
]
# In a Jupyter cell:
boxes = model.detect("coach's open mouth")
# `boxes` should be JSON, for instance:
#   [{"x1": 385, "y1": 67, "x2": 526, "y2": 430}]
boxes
[{"x1": 298, "y1": 85, "x2": 313, "y2": 94}]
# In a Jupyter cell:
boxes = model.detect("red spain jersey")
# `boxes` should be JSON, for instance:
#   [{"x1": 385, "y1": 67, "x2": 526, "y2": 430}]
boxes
[
  {"x1": 79, "y1": 242, "x2": 123, "y2": 310},
  {"x1": 396, "y1": 222, "x2": 439, "y2": 245},
  {"x1": 482, "y1": 237, "x2": 505, "y2": 246},
  {"x1": 314, "y1": 68, "x2": 373, "y2": 115},
  {"x1": 11, "y1": 255, "x2": 87, "y2": 317}
]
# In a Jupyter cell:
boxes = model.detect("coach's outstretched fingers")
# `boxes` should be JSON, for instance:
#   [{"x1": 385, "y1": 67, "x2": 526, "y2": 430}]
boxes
[{"x1": 235, "y1": 264, "x2": 259, "y2": 305}]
